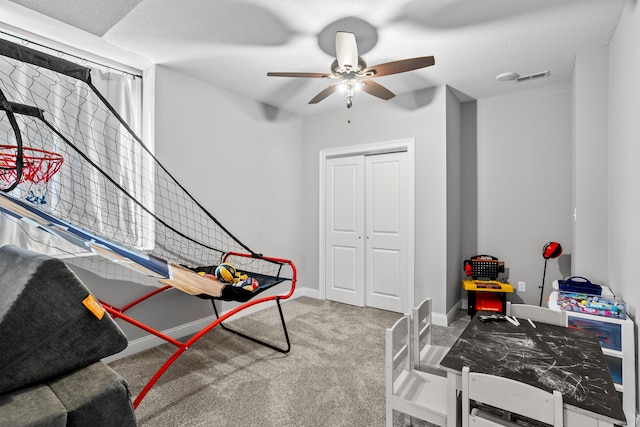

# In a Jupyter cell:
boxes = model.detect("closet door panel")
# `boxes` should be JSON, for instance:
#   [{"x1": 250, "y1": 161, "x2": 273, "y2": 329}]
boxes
[
  {"x1": 365, "y1": 152, "x2": 408, "y2": 312},
  {"x1": 324, "y1": 156, "x2": 365, "y2": 306}
]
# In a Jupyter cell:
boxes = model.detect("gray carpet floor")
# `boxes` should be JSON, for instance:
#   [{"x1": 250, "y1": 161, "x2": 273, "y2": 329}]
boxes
[{"x1": 109, "y1": 296, "x2": 470, "y2": 427}]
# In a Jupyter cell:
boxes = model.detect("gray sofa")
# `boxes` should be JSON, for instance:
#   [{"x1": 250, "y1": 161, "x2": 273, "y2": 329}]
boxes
[{"x1": 0, "y1": 245, "x2": 136, "y2": 426}]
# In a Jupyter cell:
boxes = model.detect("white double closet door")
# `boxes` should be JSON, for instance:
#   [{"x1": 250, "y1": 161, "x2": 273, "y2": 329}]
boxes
[{"x1": 324, "y1": 151, "x2": 409, "y2": 313}]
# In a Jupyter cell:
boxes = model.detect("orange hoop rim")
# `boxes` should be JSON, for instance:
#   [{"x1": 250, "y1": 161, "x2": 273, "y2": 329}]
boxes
[
  {"x1": 0, "y1": 144, "x2": 64, "y2": 161},
  {"x1": 0, "y1": 144, "x2": 64, "y2": 185}
]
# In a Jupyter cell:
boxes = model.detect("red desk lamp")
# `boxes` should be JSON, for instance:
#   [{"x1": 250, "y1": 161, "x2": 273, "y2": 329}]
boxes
[{"x1": 539, "y1": 242, "x2": 562, "y2": 306}]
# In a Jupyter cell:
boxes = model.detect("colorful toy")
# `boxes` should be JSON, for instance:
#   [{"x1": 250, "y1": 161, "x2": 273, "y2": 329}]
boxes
[
  {"x1": 559, "y1": 292, "x2": 627, "y2": 319},
  {"x1": 233, "y1": 277, "x2": 259, "y2": 292},
  {"x1": 234, "y1": 273, "x2": 248, "y2": 283}
]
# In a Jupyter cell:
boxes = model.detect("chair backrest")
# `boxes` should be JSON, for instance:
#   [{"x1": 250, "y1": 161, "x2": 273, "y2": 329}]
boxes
[
  {"x1": 412, "y1": 298, "x2": 434, "y2": 369},
  {"x1": 386, "y1": 315, "x2": 411, "y2": 387},
  {"x1": 506, "y1": 302, "x2": 568, "y2": 327},
  {"x1": 461, "y1": 366, "x2": 563, "y2": 427},
  {"x1": 386, "y1": 314, "x2": 449, "y2": 427}
]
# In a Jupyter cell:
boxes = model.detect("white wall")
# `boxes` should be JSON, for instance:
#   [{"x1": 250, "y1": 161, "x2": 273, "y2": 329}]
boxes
[
  {"x1": 608, "y1": 0, "x2": 640, "y2": 344},
  {"x1": 461, "y1": 101, "x2": 478, "y2": 270},
  {"x1": 572, "y1": 46, "x2": 609, "y2": 283},
  {"x1": 301, "y1": 86, "x2": 457, "y2": 315},
  {"x1": 608, "y1": 0, "x2": 640, "y2": 414},
  {"x1": 476, "y1": 84, "x2": 572, "y2": 305},
  {"x1": 446, "y1": 90, "x2": 463, "y2": 308},
  {"x1": 153, "y1": 66, "x2": 304, "y2": 263}
]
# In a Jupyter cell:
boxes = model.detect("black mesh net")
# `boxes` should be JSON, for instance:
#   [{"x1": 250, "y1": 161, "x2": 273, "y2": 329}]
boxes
[{"x1": 0, "y1": 38, "x2": 288, "y2": 283}]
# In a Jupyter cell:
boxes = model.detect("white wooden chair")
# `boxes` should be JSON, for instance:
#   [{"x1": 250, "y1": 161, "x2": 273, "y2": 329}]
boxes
[
  {"x1": 461, "y1": 366, "x2": 563, "y2": 427},
  {"x1": 386, "y1": 315, "x2": 448, "y2": 427},
  {"x1": 411, "y1": 298, "x2": 449, "y2": 376},
  {"x1": 506, "y1": 302, "x2": 568, "y2": 327}
]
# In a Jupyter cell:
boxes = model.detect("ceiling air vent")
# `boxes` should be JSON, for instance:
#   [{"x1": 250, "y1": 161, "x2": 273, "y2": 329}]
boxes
[{"x1": 515, "y1": 71, "x2": 550, "y2": 82}]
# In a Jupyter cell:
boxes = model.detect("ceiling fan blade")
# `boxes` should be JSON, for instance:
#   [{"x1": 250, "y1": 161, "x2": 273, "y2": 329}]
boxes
[
  {"x1": 336, "y1": 32, "x2": 358, "y2": 71},
  {"x1": 309, "y1": 83, "x2": 341, "y2": 104},
  {"x1": 267, "y1": 71, "x2": 332, "y2": 78},
  {"x1": 363, "y1": 56, "x2": 435, "y2": 77},
  {"x1": 360, "y1": 80, "x2": 395, "y2": 100}
]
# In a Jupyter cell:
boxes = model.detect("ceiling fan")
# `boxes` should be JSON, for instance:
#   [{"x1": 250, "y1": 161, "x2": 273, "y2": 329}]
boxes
[{"x1": 267, "y1": 31, "x2": 435, "y2": 108}]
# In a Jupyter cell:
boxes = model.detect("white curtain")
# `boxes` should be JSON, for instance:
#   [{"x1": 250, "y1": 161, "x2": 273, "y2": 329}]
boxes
[{"x1": 89, "y1": 68, "x2": 154, "y2": 250}]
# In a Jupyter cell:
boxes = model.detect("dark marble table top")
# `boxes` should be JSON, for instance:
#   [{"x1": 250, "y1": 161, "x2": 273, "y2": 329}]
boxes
[{"x1": 440, "y1": 312, "x2": 626, "y2": 424}]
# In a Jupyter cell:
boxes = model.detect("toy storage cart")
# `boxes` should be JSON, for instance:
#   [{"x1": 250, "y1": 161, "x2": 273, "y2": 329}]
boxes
[
  {"x1": 549, "y1": 291, "x2": 636, "y2": 426},
  {"x1": 567, "y1": 311, "x2": 636, "y2": 426}
]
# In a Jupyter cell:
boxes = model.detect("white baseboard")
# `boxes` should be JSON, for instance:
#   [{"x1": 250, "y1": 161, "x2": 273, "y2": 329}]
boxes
[
  {"x1": 292, "y1": 286, "x2": 319, "y2": 299},
  {"x1": 103, "y1": 287, "x2": 320, "y2": 363},
  {"x1": 432, "y1": 299, "x2": 463, "y2": 327}
]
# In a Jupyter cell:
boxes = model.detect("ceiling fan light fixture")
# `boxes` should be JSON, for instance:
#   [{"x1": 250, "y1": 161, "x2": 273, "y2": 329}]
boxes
[{"x1": 341, "y1": 79, "x2": 357, "y2": 94}]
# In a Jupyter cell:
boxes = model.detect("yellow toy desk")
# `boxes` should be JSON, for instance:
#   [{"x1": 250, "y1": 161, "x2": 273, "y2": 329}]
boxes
[{"x1": 462, "y1": 279, "x2": 513, "y2": 317}]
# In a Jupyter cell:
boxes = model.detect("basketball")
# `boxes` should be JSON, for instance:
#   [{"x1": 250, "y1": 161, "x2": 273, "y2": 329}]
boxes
[{"x1": 215, "y1": 263, "x2": 236, "y2": 283}]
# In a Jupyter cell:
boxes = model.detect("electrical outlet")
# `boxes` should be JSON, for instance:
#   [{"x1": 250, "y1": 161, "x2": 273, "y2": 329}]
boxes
[{"x1": 518, "y1": 281, "x2": 526, "y2": 292}]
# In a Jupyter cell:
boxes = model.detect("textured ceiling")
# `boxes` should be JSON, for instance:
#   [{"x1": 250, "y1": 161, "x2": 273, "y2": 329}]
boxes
[{"x1": 0, "y1": 0, "x2": 627, "y2": 116}]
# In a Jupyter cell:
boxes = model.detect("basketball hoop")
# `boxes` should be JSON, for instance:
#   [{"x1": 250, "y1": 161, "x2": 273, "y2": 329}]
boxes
[{"x1": 0, "y1": 144, "x2": 64, "y2": 204}]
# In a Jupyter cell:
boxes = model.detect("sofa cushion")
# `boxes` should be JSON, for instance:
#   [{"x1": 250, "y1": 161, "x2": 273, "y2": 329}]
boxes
[
  {"x1": 0, "y1": 383, "x2": 67, "y2": 427},
  {"x1": 0, "y1": 245, "x2": 128, "y2": 394},
  {"x1": 48, "y1": 361, "x2": 137, "y2": 427}
]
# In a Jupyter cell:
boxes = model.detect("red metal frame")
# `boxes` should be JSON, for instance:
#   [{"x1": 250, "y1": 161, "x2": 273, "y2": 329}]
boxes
[{"x1": 99, "y1": 252, "x2": 296, "y2": 409}]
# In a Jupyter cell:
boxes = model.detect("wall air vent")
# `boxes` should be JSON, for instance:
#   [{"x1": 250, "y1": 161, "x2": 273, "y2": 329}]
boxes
[{"x1": 515, "y1": 70, "x2": 550, "y2": 82}]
